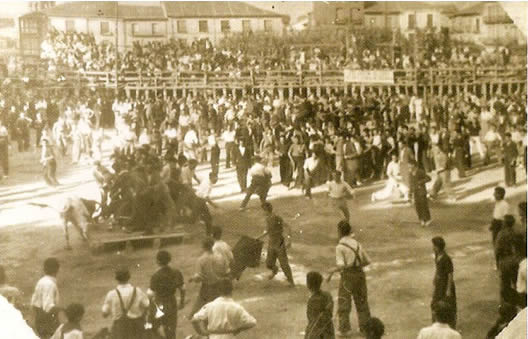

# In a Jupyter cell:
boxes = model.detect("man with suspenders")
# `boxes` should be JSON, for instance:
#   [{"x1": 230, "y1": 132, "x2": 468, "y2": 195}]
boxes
[{"x1": 328, "y1": 221, "x2": 371, "y2": 337}]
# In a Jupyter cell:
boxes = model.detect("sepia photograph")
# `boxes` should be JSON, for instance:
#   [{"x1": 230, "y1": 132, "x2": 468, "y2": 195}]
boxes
[{"x1": 0, "y1": 1, "x2": 526, "y2": 338}]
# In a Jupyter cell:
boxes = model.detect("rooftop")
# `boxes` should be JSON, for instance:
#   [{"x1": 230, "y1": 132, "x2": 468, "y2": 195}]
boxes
[
  {"x1": 42, "y1": 1, "x2": 166, "y2": 20},
  {"x1": 163, "y1": 1, "x2": 283, "y2": 18}
]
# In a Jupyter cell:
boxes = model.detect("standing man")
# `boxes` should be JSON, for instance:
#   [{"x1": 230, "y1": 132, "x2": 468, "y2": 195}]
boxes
[
  {"x1": 328, "y1": 171, "x2": 356, "y2": 221},
  {"x1": 261, "y1": 202, "x2": 295, "y2": 286},
  {"x1": 149, "y1": 250, "x2": 185, "y2": 339},
  {"x1": 102, "y1": 267, "x2": 150, "y2": 339},
  {"x1": 328, "y1": 221, "x2": 371, "y2": 337},
  {"x1": 0, "y1": 120, "x2": 8, "y2": 179},
  {"x1": 410, "y1": 160, "x2": 432, "y2": 227},
  {"x1": 193, "y1": 172, "x2": 219, "y2": 236},
  {"x1": 31, "y1": 258, "x2": 61, "y2": 338},
  {"x1": 189, "y1": 237, "x2": 228, "y2": 320},
  {"x1": 191, "y1": 279, "x2": 256, "y2": 338},
  {"x1": 212, "y1": 226, "x2": 234, "y2": 277},
  {"x1": 491, "y1": 186, "x2": 511, "y2": 266},
  {"x1": 417, "y1": 301, "x2": 461, "y2": 339},
  {"x1": 233, "y1": 138, "x2": 251, "y2": 193},
  {"x1": 503, "y1": 132, "x2": 518, "y2": 187},
  {"x1": 431, "y1": 237, "x2": 457, "y2": 329},
  {"x1": 429, "y1": 148, "x2": 455, "y2": 202},
  {"x1": 305, "y1": 271, "x2": 335, "y2": 339},
  {"x1": 41, "y1": 135, "x2": 59, "y2": 186},
  {"x1": 239, "y1": 155, "x2": 272, "y2": 210},
  {"x1": 222, "y1": 124, "x2": 236, "y2": 168}
]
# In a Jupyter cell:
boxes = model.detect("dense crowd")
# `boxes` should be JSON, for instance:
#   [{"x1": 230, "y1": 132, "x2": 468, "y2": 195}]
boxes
[{"x1": 39, "y1": 28, "x2": 520, "y2": 74}]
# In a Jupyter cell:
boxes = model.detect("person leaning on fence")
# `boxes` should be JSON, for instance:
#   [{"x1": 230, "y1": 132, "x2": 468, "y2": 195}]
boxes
[
  {"x1": 102, "y1": 267, "x2": 150, "y2": 339},
  {"x1": 327, "y1": 220, "x2": 371, "y2": 337}
]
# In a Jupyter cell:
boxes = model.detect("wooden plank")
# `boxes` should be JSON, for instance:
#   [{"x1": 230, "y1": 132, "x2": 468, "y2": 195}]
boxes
[{"x1": 94, "y1": 232, "x2": 186, "y2": 245}]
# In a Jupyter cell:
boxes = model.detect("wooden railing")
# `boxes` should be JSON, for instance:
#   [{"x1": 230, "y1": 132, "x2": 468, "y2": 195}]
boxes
[{"x1": 35, "y1": 66, "x2": 528, "y2": 90}]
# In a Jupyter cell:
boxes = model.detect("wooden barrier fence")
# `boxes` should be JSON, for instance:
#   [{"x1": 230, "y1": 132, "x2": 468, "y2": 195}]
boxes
[{"x1": 39, "y1": 66, "x2": 528, "y2": 99}]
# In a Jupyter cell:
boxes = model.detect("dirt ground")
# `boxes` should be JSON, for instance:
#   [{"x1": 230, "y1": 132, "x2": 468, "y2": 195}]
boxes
[{"x1": 0, "y1": 135, "x2": 526, "y2": 339}]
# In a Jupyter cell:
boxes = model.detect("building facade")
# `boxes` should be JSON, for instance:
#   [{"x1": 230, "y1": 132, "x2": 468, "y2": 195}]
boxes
[
  {"x1": 42, "y1": 1, "x2": 286, "y2": 49},
  {"x1": 363, "y1": 2, "x2": 452, "y2": 33},
  {"x1": 164, "y1": 2, "x2": 285, "y2": 44},
  {"x1": 450, "y1": 2, "x2": 525, "y2": 44},
  {"x1": 310, "y1": 2, "x2": 364, "y2": 27}
]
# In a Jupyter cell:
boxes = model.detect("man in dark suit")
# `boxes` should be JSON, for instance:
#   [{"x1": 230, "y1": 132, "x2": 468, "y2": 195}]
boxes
[
  {"x1": 233, "y1": 139, "x2": 252, "y2": 192},
  {"x1": 503, "y1": 132, "x2": 518, "y2": 187}
]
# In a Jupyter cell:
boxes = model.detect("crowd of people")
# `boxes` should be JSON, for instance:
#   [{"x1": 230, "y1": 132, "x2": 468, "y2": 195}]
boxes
[
  {"x1": 38, "y1": 28, "x2": 521, "y2": 75},
  {"x1": 0, "y1": 25, "x2": 526, "y2": 339}
]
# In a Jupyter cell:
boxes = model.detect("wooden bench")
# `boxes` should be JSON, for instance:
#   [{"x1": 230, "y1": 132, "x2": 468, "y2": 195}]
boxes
[{"x1": 89, "y1": 228, "x2": 188, "y2": 254}]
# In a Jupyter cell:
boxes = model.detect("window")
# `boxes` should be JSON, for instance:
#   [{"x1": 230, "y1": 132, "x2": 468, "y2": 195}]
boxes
[
  {"x1": 100, "y1": 21, "x2": 110, "y2": 35},
  {"x1": 131, "y1": 23, "x2": 139, "y2": 35},
  {"x1": 152, "y1": 23, "x2": 161, "y2": 35},
  {"x1": 408, "y1": 14, "x2": 416, "y2": 29},
  {"x1": 350, "y1": 7, "x2": 362, "y2": 25},
  {"x1": 427, "y1": 14, "x2": 433, "y2": 28},
  {"x1": 199, "y1": 20, "x2": 208, "y2": 33},
  {"x1": 220, "y1": 20, "x2": 230, "y2": 33},
  {"x1": 242, "y1": 20, "x2": 251, "y2": 32},
  {"x1": 336, "y1": 8, "x2": 345, "y2": 22},
  {"x1": 65, "y1": 20, "x2": 75, "y2": 32},
  {"x1": 391, "y1": 15, "x2": 400, "y2": 28},
  {"x1": 475, "y1": 18, "x2": 480, "y2": 33},
  {"x1": 176, "y1": 20, "x2": 186, "y2": 33},
  {"x1": 264, "y1": 19, "x2": 272, "y2": 32}
]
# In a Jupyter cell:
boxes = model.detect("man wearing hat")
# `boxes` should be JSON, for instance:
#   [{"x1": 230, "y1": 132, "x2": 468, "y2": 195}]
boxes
[{"x1": 239, "y1": 155, "x2": 271, "y2": 210}]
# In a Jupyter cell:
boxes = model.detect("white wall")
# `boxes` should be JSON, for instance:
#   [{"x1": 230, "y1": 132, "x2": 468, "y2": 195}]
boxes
[{"x1": 168, "y1": 16, "x2": 283, "y2": 43}]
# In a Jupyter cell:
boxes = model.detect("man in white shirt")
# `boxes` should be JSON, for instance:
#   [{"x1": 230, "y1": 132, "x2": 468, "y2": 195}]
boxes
[
  {"x1": 491, "y1": 186, "x2": 511, "y2": 243},
  {"x1": 192, "y1": 172, "x2": 219, "y2": 235},
  {"x1": 102, "y1": 267, "x2": 150, "y2": 339},
  {"x1": 31, "y1": 258, "x2": 61, "y2": 338},
  {"x1": 372, "y1": 153, "x2": 409, "y2": 202},
  {"x1": 222, "y1": 126, "x2": 236, "y2": 169},
  {"x1": 192, "y1": 279, "x2": 256, "y2": 339},
  {"x1": 303, "y1": 152, "x2": 320, "y2": 199},
  {"x1": 328, "y1": 171, "x2": 355, "y2": 221},
  {"x1": 239, "y1": 156, "x2": 272, "y2": 210},
  {"x1": 417, "y1": 301, "x2": 461, "y2": 339}
]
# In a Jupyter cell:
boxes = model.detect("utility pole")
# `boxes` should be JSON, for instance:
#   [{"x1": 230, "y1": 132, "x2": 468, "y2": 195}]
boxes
[{"x1": 114, "y1": 2, "x2": 119, "y2": 96}]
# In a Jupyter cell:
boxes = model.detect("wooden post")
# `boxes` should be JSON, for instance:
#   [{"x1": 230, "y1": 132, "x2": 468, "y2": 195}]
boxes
[{"x1": 288, "y1": 86, "x2": 293, "y2": 99}]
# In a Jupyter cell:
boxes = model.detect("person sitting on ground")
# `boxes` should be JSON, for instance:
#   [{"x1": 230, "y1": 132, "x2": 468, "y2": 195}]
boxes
[
  {"x1": 304, "y1": 271, "x2": 335, "y2": 339},
  {"x1": 50, "y1": 303, "x2": 85, "y2": 339}
]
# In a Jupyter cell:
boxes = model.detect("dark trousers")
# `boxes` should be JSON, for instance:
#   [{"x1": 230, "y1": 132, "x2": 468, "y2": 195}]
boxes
[
  {"x1": 191, "y1": 198, "x2": 212, "y2": 235},
  {"x1": 414, "y1": 191, "x2": 431, "y2": 222},
  {"x1": 17, "y1": 133, "x2": 29, "y2": 152},
  {"x1": 210, "y1": 145, "x2": 220, "y2": 175},
  {"x1": 34, "y1": 307, "x2": 59, "y2": 338},
  {"x1": 236, "y1": 165, "x2": 248, "y2": 192},
  {"x1": 504, "y1": 163, "x2": 516, "y2": 187},
  {"x1": 304, "y1": 173, "x2": 313, "y2": 198},
  {"x1": 279, "y1": 154, "x2": 292, "y2": 186},
  {"x1": 266, "y1": 245, "x2": 294, "y2": 283},
  {"x1": 240, "y1": 177, "x2": 270, "y2": 208},
  {"x1": 151, "y1": 297, "x2": 177, "y2": 339},
  {"x1": 293, "y1": 156, "x2": 305, "y2": 187},
  {"x1": 0, "y1": 141, "x2": 8, "y2": 176},
  {"x1": 43, "y1": 159, "x2": 59, "y2": 186},
  {"x1": 225, "y1": 142, "x2": 235, "y2": 168},
  {"x1": 454, "y1": 148, "x2": 466, "y2": 178},
  {"x1": 344, "y1": 158, "x2": 360, "y2": 186},
  {"x1": 337, "y1": 269, "x2": 370, "y2": 333}
]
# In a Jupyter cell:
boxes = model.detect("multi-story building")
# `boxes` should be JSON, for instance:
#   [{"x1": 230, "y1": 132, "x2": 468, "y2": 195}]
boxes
[
  {"x1": 450, "y1": 2, "x2": 525, "y2": 44},
  {"x1": 310, "y1": 2, "x2": 364, "y2": 27},
  {"x1": 164, "y1": 1, "x2": 286, "y2": 43},
  {"x1": 42, "y1": 2, "x2": 168, "y2": 50},
  {"x1": 40, "y1": 1, "x2": 286, "y2": 49},
  {"x1": 363, "y1": 2, "x2": 454, "y2": 34}
]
